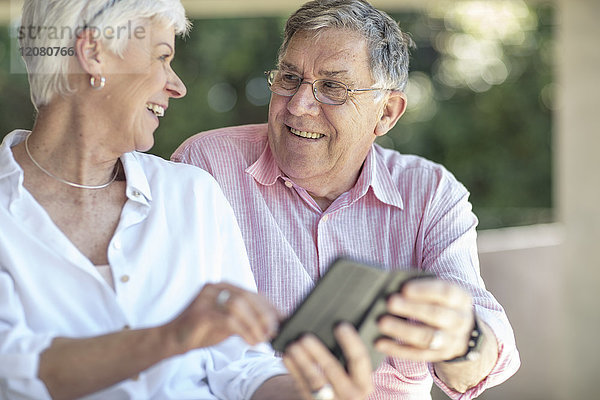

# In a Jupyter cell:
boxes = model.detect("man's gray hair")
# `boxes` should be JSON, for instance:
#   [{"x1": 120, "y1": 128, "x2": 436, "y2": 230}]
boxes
[
  {"x1": 279, "y1": 0, "x2": 414, "y2": 91},
  {"x1": 19, "y1": 0, "x2": 190, "y2": 110}
]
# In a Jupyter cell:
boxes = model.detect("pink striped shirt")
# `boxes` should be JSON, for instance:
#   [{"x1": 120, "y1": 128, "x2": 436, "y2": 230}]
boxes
[{"x1": 172, "y1": 123, "x2": 520, "y2": 400}]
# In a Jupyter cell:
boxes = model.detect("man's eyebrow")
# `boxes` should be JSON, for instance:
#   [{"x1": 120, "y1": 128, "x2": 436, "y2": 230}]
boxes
[
  {"x1": 320, "y1": 69, "x2": 349, "y2": 78},
  {"x1": 320, "y1": 69, "x2": 358, "y2": 85},
  {"x1": 279, "y1": 62, "x2": 300, "y2": 73},
  {"x1": 279, "y1": 63, "x2": 356, "y2": 83}
]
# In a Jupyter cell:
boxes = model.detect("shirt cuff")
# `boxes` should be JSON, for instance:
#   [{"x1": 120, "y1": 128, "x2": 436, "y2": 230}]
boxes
[{"x1": 428, "y1": 314, "x2": 520, "y2": 399}]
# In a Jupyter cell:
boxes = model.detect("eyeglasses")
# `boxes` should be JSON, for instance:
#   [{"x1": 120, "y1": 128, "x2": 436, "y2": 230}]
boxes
[{"x1": 265, "y1": 69, "x2": 387, "y2": 106}]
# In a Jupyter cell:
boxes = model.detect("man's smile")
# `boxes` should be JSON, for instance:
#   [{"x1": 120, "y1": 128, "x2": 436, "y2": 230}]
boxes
[{"x1": 289, "y1": 127, "x2": 325, "y2": 140}]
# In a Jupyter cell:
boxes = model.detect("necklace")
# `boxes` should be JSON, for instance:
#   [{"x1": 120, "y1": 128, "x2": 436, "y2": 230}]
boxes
[{"x1": 24, "y1": 134, "x2": 119, "y2": 190}]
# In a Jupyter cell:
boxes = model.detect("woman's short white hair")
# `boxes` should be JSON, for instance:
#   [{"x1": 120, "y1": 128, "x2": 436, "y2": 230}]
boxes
[{"x1": 19, "y1": 0, "x2": 191, "y2": 110}]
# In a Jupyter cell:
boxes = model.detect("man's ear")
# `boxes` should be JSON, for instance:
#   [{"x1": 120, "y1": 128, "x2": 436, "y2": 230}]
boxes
[
  {"x1": 75, "y1": 29, "x2": 105, "y2": 76},
  {"x1": 374, "y1": 91, "x2": 407, "y2": 137}
]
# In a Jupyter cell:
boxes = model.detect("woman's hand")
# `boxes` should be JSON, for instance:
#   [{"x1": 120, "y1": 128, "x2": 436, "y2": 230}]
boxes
[{"x1": 166, "y1": 283, "x2": 280, "y2": 354}]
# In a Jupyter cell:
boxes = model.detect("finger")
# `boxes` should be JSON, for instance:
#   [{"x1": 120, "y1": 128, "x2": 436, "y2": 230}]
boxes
[
  {"x1": 401, "y1": 279, "x2": 472, "y2": 309},
  {"x1": 282, "y1": 353, "x2": 315, "y2": 399},
  {"x1": 296, "y1": 333, "x2": 367, "y2": 400},
  {"x1": 378, "y1": 315, "x2": 440, "y2": 349},
  {"x1": 375, "y1": 326, "x2": 466, "y2": 362},
  {"x1": 284, "y1": 339, "x2": 328, "y2": 393},
  {"x1": 209, "y1": 287, "x2": 259, "y2": 343},
  {"x1": 175, "y1": 286, "x2": 236, "y2": 348},
  {"x1": 375, "y1": 337, "x2": 445, "y2": 362},
  {"x1": 226, "y1": 293, "x2": 277, "y2": 343},
  {"x1": 215, "y1": 284, "x2": 279, "y2": 341},
  {"x1": 222, "y1": 312, "x2": 262, "y2": 345},
  {"x1": 249, "y1": 293, "x2": 280, "y2": 336},
  {"x1": 334, "y1": 322, "x2": 373, "y2": 397},
  {"x1": 386, "y1": 295, "x2": 471, "y2": 330}
]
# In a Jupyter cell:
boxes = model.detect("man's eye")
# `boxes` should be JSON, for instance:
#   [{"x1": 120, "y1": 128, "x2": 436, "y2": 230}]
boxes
[
  {"x1": 322, "y1": 80, "x2": 345, "y2": 90},
  {"x1": 282, "y1": 74, "x2": 300, "y2": 83}
]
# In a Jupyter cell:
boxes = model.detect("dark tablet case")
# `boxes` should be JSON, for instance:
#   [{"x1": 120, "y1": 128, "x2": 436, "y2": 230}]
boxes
[{"x1": 271, "y1": 258, "x2": 432, "y2": 369}]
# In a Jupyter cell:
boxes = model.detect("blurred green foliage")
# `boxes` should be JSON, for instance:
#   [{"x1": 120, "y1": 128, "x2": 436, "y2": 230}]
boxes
[{"x1": 0, "y1": 3, "x2": 554, "y2": 229}]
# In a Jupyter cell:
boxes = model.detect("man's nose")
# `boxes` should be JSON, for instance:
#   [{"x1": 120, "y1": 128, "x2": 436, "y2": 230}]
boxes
[{"x1": 287, "y1": 81, "x2": 320, "y2": 117}]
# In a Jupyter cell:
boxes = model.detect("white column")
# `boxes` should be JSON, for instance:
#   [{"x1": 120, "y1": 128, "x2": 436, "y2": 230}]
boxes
[{"x1": 556, "y1": 0, "x2": 600, "y2": 398}]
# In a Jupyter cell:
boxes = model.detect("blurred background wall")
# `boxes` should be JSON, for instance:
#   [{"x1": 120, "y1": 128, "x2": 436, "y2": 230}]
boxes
[{"x1": 1, "y1": 0, "x2": 598, "y2": 398}]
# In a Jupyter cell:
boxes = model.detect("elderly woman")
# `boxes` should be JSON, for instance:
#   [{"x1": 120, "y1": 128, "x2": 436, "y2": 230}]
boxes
[{"x1": 0, "y1": 1, "x2": 372, "y2": 399}]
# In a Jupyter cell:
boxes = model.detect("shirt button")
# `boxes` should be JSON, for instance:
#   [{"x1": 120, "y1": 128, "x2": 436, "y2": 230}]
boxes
[
  {"x1": 132, "y1": 190, "x2": 142, "y2": 198},
  {"x1": 120, "y1": 275, "x2": 130, "y2": 283},
  {"x1": 284, "y1": 181, "x2": 293, "y2": 188},
  {"x1": 322, "y1": 215, "x2": 329, "y2": 222},
  {"x1": 113, "y1": 239, "x2": 122, "y2": 250}
]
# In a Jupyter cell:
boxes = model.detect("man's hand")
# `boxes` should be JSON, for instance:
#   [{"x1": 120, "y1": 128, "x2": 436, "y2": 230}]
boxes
[
  {"x1": 282, "y1": 322, "x2": 374, "y2": 400},
  {"x1": 374, "y1": 278, "x2": 499, "y2": 393},
  {"x1": 375, "y1": 278, "x2": 474, "y2": 362}
]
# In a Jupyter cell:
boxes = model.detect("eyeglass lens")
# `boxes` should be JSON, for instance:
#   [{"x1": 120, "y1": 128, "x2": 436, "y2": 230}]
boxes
[{"x1": 267, "y1": 70, "x2": 348, "y2": 105}]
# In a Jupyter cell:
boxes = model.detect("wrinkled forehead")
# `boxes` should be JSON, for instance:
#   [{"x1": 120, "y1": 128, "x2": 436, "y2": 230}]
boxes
[{"x1": 280, "y1": 28, "x2": 372, "y2": 83}]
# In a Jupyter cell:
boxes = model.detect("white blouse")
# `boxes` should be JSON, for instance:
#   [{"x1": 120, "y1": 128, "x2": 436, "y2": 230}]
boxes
[
  {"x1": 95, "y1": 265, "x2": 115, "y2": 290},
  {"x1": 0, "y1": 130, "x2": 287, "y2": 399}
]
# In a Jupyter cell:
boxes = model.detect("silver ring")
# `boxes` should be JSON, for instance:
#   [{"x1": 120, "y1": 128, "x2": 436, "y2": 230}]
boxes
[
  {"x1": 311, "y1": 384, "x2": 334, "y2": 400},
  {"x1": 429, "y1": 329, "x2": 444, "y2": 350},
  {"x1": 215, "y1": 289, "x2": 231, "y2": 308}
]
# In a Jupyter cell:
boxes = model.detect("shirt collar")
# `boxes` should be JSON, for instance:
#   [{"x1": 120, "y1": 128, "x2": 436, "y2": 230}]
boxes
[
  {"x1": 0, "y1": 130, "x2": 28, "y2": 183},
  {"x1": 245, "y1": 142, "x2": 283, "y2": 186},
  {"x1": 244, "y1": 140, "x2": 404, "y2": 210},
  {"x1": 0, "y1": 130, "x2": 152, "y2": 207},
  {"x1": 345, "y1": 145, "x2": 404, "y2": 210},
  {"x1": 121, "y1": 152, "x2": 152, "y2": 205},
  {"x1": 369, "y1": 144, "x2": 404, "y2": 210}
]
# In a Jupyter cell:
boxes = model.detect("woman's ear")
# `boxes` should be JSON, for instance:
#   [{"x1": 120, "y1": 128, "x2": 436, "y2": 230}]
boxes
[
  {"x1": 374, "y1": 91, "x2": 408, "y2": 137},
  {"x1": 75, "y1": 29, "x2": 104, "y2": 76}
]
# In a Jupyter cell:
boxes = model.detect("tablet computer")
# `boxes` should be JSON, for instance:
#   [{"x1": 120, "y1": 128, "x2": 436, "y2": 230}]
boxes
[{"x1": 271, "y1": 257, "x2": 433, "y2": 369}]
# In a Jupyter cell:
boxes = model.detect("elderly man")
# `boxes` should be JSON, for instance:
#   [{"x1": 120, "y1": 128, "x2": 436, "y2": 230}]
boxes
[{"x1": 172, "y1": 0, "x2": 520, "y2": 398}]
